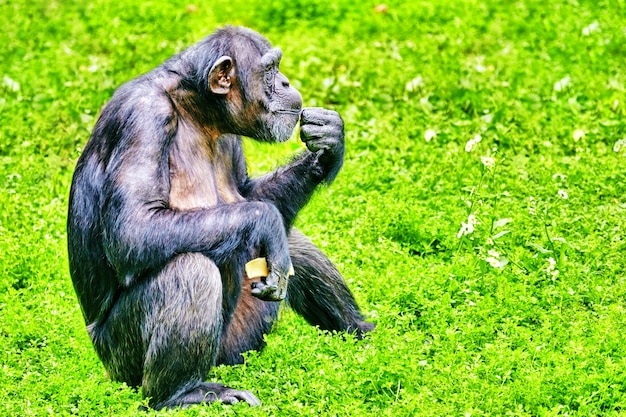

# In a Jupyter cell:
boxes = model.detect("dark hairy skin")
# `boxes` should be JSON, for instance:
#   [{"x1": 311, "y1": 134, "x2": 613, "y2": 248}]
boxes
[{"x1": 67, "y1": 26, "x2": 374, "y2": 410}]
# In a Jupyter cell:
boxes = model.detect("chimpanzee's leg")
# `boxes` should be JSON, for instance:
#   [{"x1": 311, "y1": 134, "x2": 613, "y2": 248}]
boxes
[
  {"x1": 217, "y1": 283, "x2": 280, "y2": 365},
  {"x1": 88, "y1": 253, "x2": 259, "y2": 410},
  {"x1": 285, "y1": 229, "x2": 375, "y2": 338}
]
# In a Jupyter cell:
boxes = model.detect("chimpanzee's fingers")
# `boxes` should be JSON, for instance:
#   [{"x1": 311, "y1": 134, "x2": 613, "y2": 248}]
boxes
[
  {"x1": 300, "y1": 108, "x2": 343, "y2": 126},
  {"x1": 250, "y1": 269, "x2": 288, "y2": 301},
  {"x1": 304, "y1": 138, "x2": 340, "y2": 152},
  {"x1": 219, "y1": 389, "x2": 261, "y2": 407},
  {"x1": 300, "y1": 124, "x2": 337, "y2": 142},
  {"x1": 250, "y1": 281, "x2": 280, "y2": 301}
]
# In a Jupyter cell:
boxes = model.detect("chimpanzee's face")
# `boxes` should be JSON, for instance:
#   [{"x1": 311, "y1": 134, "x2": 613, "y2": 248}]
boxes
[
  {"x1": 208, "y1": 35, "x2": 303, "y2": 143},
  {"x1": 244, "y1": 47, "x2": 303, "y2": 143}
]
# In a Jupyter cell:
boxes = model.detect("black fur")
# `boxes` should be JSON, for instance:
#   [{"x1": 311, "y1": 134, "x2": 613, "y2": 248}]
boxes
[{"x1": 67, "y1": 26, "x2": 373, "y2": 410}]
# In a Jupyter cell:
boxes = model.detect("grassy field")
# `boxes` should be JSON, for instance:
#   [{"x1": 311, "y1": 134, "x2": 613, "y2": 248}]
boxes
[{"x1": 1, "y1": 0, "x2": 625, "y2": 415}]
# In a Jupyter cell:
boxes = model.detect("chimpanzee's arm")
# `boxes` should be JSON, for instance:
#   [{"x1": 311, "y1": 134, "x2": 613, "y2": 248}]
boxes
[
  {"x1": 240, "y1": 151, "x2": 326, "y2": 229},
  {"x1": 239, "y1": 108, "x2": 345, "y2": 229},
  {"x1": 95, "y1": 96, "x2": 292, "y2": 299}
]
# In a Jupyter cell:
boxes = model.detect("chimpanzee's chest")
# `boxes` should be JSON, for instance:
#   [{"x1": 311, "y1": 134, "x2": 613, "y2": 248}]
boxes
[{"x1": 167, "y1": 128, "x2": 244, "y2": 210}]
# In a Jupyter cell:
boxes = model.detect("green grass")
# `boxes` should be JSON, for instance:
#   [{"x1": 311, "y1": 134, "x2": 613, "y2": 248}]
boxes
[{"x1": 1, "y1": 0, "x2": 625, "y2": 415}]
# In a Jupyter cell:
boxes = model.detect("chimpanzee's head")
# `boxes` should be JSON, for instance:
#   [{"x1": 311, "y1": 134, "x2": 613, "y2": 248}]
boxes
[{"x1": 204, "y1": 26, "x2": 303, "y2": 143}]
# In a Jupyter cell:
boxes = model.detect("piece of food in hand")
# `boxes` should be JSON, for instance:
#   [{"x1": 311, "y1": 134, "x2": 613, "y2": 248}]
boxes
[{"x1": 245, "y1": 257, "x2": 294, "y2": 279}]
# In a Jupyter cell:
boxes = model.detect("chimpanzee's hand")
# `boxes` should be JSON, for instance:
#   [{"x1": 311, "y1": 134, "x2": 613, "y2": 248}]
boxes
[
  {"x1": 250, "y1": 254, "x2": 292, "y2": 302},
  {"x1": 300, "y1": 108, "x2": 345, "y2": 183}
]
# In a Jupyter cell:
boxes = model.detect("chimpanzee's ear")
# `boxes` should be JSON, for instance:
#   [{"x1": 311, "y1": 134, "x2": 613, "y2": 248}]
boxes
[{"x1": 209, "y1": 56, "x2": 234, "y2": 95}]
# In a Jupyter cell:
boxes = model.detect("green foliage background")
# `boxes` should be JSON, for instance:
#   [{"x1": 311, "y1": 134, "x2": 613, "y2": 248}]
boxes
[{"x1": 1, "y1": 0, "x2": 625, "y2": 415}]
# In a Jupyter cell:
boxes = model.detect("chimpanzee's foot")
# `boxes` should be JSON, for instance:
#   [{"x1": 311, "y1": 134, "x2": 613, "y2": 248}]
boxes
[
  {"x1": 352, "y1": 321, "x2": 376, "y2": 339},
  {"x1": 156, "y1": 382, "x2": 261, "y2": 409}
]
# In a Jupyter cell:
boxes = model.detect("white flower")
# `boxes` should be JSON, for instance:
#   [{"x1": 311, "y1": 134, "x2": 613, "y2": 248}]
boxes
[
  {"x1": 572, "y1": 129, "x2": 585, "y2": 141},
  {"x1": 546, "y1": 257, "x2": 559, "y2": 280},
  {"x1": 406, "y1": 76, "x2": 424, "y2": 92},
  {"x1": 457, "y1": 213, "x2": 478, "y2": 238},
  {"x1": 481, "y1": 113, "x2": 493, "y2": 124},
  {"x1": 424, "y1": 129, "x2": 437, "y2": 142},
  {"x1": 614, "y1": 139, "x2": 626, "y2": 153},
  {"x1": 485, "y1": 257, "x2": 500, "y2": 268},
  {"x1": 557, "y1": 189, "x2": 568, "y2": 199},
  {"x1": 480, "y1": 156, "x2": 496, "y2": 168},
  {"x1": 554, "y1": 76, "x2": 571, "y2": 92},
  {"x1": 582, "y1": 21, "x2": 599, "y2": 36},
  {"x1": 484, "y1": 249, "x2": 507, "y2": 269},
  {"x1": 2, "y1": 76, "x2": 20, "y2": 92},
  {"x1": 465, "y1": 134, "x2": 482, "y2": 152},
  {"x1": 552, "y1": 173, "x2": 567, "y2": 181},
  {"x1": 528, "y1": 196, "x2": 537, "y2": 216}
]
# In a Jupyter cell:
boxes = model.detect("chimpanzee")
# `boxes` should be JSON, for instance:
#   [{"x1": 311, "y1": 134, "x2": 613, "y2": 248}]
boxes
[{"x1": 67, "y1": 26, "x2": 374, "y2": 410}]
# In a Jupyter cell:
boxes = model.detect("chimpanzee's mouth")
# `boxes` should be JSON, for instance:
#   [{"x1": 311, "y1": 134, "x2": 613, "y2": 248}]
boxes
[{"x1": 274, "y1": 109, "x2": 302, "y2": 116}]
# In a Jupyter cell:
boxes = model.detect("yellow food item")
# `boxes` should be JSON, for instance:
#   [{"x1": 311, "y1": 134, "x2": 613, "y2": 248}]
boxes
[{"x1": 245, "y1": 257, "x2": 295, "y2": 279}]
